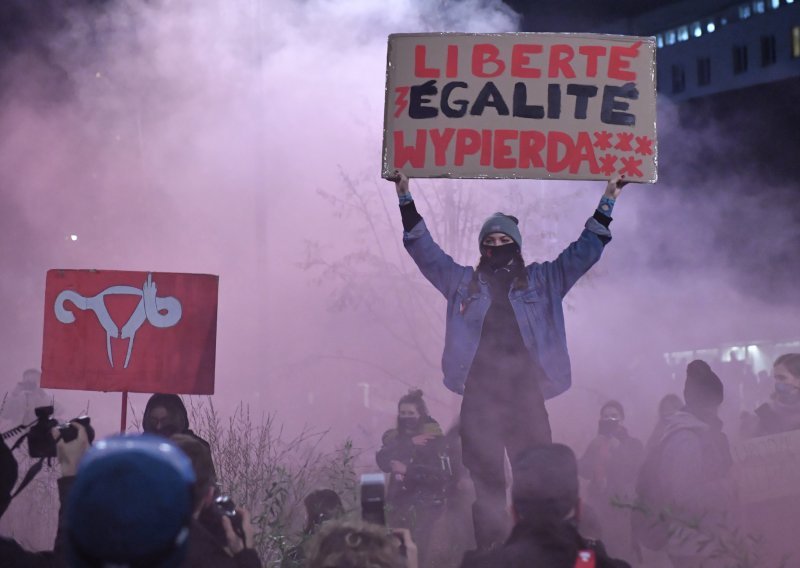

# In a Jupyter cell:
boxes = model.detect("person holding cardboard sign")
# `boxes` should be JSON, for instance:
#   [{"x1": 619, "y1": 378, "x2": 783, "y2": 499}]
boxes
[{"x1": 388, "y1": 170, "x2": 625, "y2": 549}]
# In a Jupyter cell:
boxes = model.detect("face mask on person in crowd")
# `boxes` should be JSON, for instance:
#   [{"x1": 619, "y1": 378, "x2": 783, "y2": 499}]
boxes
[
  {"x1": 775, "y1": 382, "x2": 800, "y2": 405},
  {"x1": 483, "y1": 242, "x2": 518, "y2": 270},
  {"x1": 398, "y1": 417, "x2": 420, "y2": 432}
]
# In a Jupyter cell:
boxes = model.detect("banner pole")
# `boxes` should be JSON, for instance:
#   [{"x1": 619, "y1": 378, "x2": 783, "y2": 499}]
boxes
[{"x1": 120, "y1": 391, "x2": 128, "y2": 434}]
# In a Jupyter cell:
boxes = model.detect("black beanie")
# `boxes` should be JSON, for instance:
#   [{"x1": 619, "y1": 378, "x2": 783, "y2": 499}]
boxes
[
  {"x1": 684, "y1": 359, "x2": 724, "y2": 408},
  {"x1": 511, "y1": 444, "x2": 579, "y2": 522}
]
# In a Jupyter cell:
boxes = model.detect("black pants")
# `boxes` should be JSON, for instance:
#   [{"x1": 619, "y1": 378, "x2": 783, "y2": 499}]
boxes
[
  {"x1": 459, "y1": 365, "x2": 552, "y2": 549},
  {"x1": 388, "y1": 496, "x2": 443, "y2": 566}
]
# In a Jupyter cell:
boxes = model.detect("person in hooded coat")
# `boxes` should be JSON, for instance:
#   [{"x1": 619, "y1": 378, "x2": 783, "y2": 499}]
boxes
[
  {"x1": 633, "y1": 360, "x2": 736, "y2": 568},
  {"x1": 143, "y1": 394, "x2": 210, "y2": 450},
  {"x1": 388, "y1": 170, "x2": 625, "y2": 549}
]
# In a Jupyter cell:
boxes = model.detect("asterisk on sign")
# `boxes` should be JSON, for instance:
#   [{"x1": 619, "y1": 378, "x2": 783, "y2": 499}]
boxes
[
  {"x1": 599, "y1": 154, "x2": 618, "y2": 176},
  {"x1": 619, "y1": 156, "x2": 643, "y2": 177},
  {"x1": 593, "y1": 131, "x2": 613, "y2": 150},
  {"x1": 634, "y1": 136, "x2": 654, "y2": 156},
  {"x1": 615, "y1": 132, "x2": 634, "y2": 151}
]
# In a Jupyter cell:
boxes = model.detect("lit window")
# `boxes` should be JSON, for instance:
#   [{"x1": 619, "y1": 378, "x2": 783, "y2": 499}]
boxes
[
  {"x1": 656, "y1": 34, "x2": 664, "y2": 48},
  {"x1": 793, "y1": 26, "x2": 800, "y2": 58},
  {"x1": 787, "y1": 0, "x2": 795, "y2": 4},
  {"x1": 739, "y1": 4, "x2": 752, "y2": 17},
  {"x1": 771, "y1": 0, "x2": 780, "y2": 8},
  {"x1": 691, "y1": 22, "x2": 702, "y2": 37},
  {"x1": 677, "y1": 26, "x2": 689, "y2": 41},
  {"x1": 666, "y1": 30, "x2": 677, "y2": 45},
  {"x1": 707, "y1": 21, "x2": 716, "y2": 33},
  {"x1": 753, "y1": 0, "x2": 766, "y2": 13}
]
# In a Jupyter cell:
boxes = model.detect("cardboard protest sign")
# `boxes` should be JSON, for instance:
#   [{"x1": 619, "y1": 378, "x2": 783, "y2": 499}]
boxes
[
  {"x1": 382, "y1": 33, "x2": 657, "y2": 182},
  {"x1": 41, "y1": 270, "x2": 218, "y2": 394},
  {"x1": 731, "y1": 429, "x2": 800, "y2": 504}
]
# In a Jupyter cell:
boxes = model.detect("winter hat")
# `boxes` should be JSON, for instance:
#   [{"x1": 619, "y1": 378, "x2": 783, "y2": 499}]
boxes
[
  {"x1": 511, "y1": 444, "x2": 579, "y2": 522},
  {"x1": 67, "y1": 434, "x2": 195, "y2": 568},
  {"x1": 478, "y1": 212, "x2": 522, "y2": 249},
  {"x1": 684, "y1": 359, "x2": 724, "y2": 409}
]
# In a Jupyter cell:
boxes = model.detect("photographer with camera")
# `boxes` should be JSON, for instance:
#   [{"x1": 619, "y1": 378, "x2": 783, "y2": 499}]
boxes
[
  {"x1": 1, "y1": 431, "x2": 56, "y2": 567},
  {"x1": 51, "y1": 427, "x2": 199, "y2": 568},
  {"x1": 170, "y1": 434, "x2": 261, "y2": 568},
  {"x1": 375, "y1": 389, "x2": 449, "y2": 566},
  {"x1": 578, "y1": 400, "x2": 643, "y2": 563}
]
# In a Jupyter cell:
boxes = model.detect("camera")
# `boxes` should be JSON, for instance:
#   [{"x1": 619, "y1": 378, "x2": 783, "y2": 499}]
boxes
[
  {"x1": 214, "y1": 495, "x2": 245, "y2": 542},
  {"x1": 360, "y1": 473, "x2": 386, "y2": 526},
  {"x1": 597, "y1": 417, "x2": 621, "y2": 438},
  {"x1": 27, "y1": 406, "x2": 94, "y2": 458}
]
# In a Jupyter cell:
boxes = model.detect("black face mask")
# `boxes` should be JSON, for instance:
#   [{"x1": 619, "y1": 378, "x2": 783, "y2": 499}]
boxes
[
  {"x1": 398, "y1": 417, "x2": 420, "y2": 432},
  {"x1": 482, "y1": 242, "x2": 518, "y2": 270}
]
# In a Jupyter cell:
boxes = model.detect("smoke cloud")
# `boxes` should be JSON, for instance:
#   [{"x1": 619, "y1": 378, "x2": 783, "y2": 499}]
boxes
[{"x1": 0, "y1": 0, "x2": 797, "y2": 465}]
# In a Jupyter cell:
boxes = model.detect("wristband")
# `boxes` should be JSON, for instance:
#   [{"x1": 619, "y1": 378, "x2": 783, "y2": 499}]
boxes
[
  {"x1": 597, "y1": 195, "x2": 615, "y2": 215},
  {"x1": 398, "y1": 192, "x2": 414, "y2": 206}
]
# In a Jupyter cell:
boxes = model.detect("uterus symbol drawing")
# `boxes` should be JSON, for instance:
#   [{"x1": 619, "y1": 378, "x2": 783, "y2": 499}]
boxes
[{"x1": 54, "y1": 273, "x2": 182, "y2": 369}]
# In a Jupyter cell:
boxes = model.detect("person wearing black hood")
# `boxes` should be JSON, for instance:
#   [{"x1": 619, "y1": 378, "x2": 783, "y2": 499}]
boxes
[
  {"x1": 388, "y1": 170, "x2": 625, "y2": 549},
  {"x1": 461, "y1": 443, "x2": 630, "y2": 568},
  {"x1": 143, "y1": 393, "x2": 210, "y2": 449},
  {"x1": 633, "y1": 360, "x2": 736, "y2": 568},
  {"x1": 376, "y1": 389, "x2": 448, "y2": 565}
]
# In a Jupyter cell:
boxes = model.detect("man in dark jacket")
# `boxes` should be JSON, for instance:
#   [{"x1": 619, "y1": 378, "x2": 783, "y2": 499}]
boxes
[
  {"x1": 460, "y1": 444, "x2": 630, "y2": 568},
  {"x1": 52, "y1": 428, "x2": 196, "y2": 568},
  {"x1": 633, "y1": 360, "x2": 736, "y2": 568}
]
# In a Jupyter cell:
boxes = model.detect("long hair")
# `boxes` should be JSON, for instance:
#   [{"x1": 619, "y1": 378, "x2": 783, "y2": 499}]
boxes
[{"x1": 467, "y1": 250, "x2": 529, "y2": 296}]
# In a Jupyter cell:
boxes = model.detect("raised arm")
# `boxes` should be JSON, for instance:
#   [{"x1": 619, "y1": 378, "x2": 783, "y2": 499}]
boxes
[
  {"x1": 540, "y1": 176, "x2": 627, "y2": 297},
  {"x1": 387, "y1": 170, "x2": 468, "y2": 299}
]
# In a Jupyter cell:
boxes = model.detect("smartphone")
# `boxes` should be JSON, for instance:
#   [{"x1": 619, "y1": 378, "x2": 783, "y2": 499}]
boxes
[{"x1": 360, "y1": 473, "x2": 386, "y2": 526}]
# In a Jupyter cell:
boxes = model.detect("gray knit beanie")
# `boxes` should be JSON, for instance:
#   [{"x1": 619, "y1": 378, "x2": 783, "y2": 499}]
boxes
[{"x1": 478, "y1": 212, "x2": 522, "y2": 250}]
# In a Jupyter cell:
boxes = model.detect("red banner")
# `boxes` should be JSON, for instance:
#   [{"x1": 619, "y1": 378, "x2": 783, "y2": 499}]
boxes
[{"x1": 41, "y1": 270, "x2": 218, "y2": 394}]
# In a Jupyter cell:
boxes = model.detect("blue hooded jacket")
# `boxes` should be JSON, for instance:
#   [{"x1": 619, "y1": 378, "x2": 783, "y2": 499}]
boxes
[{"x1": 403, "y1": 214, "x2": 610, "y2": 400}]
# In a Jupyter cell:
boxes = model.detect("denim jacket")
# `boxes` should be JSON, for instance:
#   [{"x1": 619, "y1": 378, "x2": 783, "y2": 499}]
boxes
[{"x1": 403, "y1": 215, "x2": 610, "y2": 399}]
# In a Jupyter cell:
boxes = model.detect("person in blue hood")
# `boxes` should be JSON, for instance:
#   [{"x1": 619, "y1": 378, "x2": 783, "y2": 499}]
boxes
[{"x1": 387, "y1": 170, "x2": 625, "y2": 549}]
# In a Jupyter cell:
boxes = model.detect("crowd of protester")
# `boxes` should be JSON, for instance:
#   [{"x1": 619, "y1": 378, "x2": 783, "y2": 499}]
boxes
[{"x1": 1, "y1": 352, "x2": 799, "y2": 567}]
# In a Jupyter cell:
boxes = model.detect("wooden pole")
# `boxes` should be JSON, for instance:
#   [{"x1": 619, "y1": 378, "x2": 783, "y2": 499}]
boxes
[{"x1": 120, "y1": 391, "x2": 128, "y2": 433}]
